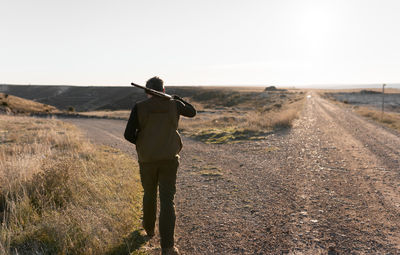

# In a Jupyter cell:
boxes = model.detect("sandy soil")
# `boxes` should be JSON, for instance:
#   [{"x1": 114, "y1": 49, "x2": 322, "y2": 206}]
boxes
[{"x1": 64, "y1": 92, "x2": 400, "y2": 254}]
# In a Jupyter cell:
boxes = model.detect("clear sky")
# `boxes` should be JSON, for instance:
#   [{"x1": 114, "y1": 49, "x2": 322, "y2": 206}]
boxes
[{"x1": 1, "y1": 0, "x2": 399, "y2": 87}]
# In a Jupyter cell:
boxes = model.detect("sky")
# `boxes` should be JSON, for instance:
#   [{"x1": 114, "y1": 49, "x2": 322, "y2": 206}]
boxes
[{"x1": 1, "y1": 0, "x2": 400, "y2": 87}]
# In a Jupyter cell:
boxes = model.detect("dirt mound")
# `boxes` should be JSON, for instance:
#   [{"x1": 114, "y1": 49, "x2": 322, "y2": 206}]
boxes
[{"x1": 0, "y1": 93, "x2": 58, "y2": 114}]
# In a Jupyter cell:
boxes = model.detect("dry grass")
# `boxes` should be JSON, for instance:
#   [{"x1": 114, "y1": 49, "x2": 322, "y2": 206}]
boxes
[
  {"x1": 78, "y1": 110, "x2": 131, "y2": 119},
  {"x1": 320, "y1": 91, "x2": 400, "y2": 132},
  {"x1": 0, "y1": 93, "x2": 58, "y2": 114},
  {"x1": 355, "y1": 106, "x2": 400, "y2": 132},
  {"x1": 316, "y1": 88, "x2": 400, "y2": 94},
  {"x1": 179, "y1": 92, "x2": 305, "y2": 143},
  {"x1": 0, "y1": 115, "x2": 146, "y2": 254},
  {"x1": 73, "y1": 88, "x2": 306, "y2": 144},
  {"x1": 70, "y1": 89, "x2": 306, "y2": 144}
]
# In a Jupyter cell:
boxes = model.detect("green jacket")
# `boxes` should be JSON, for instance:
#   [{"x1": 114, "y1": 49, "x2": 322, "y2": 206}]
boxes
[{"x1": 135, "y1": 97, "x2": 183, "y2": 162}]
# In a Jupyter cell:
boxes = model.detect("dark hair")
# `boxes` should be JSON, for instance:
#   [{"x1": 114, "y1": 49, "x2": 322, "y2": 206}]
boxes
[{"x1": 146, "y1": 76, "x2": 164, "y2": 92}]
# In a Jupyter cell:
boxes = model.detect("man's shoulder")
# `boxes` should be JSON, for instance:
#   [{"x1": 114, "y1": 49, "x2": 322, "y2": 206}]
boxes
[
  {"x1": 139, "y1": 97, "x2": 175, "y2": 104},
  {"x1": 136, "y1": 98, "x2": 152, "y2": 107},
  {"x1": 136, "y1": 98, "x2": 177, "y2": 111}
]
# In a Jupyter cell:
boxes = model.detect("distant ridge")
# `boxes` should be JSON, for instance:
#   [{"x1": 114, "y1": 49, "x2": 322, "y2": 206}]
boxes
[
  {"x1": 303, "y1": 83, "x2": 400, "y2": 89},
  {"x1": 1, "y1": 84, "x2": 398, "y2": 112},
  {"x1": 0, "y1": 85, "x2": 198, "y2": 111},
  {"x1": 0, "y1": 84, "x2": 147, "y2": 111}
]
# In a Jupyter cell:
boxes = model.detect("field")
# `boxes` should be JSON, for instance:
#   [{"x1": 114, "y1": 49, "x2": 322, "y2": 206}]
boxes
[
  {"x1": 322, "y1": 89, "x2": 400, "y2": 132},
  {"x1": 0, "y1": 116, "x2": 146, "y2": 254},
  {"x1": 0, "y1": 84, "x2": 303, "y2": 112},
  {"x1": 1, "y1": 86, "x2": 400, "y2": 254},
  {"x1": 323, "y1": 88, "x2": 400, "y2": 112},
  {"x1": 177, "y1": 88, "x2": 305, "y2": 143},
  {"x1": 67, "y1": 92, "x2": 400, "y2": 254},
  {"x1": 75, "y1": 87, "x2": 306, "y2": 144}
]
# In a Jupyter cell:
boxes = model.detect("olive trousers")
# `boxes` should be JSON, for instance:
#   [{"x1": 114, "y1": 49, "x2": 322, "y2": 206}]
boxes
[{"x1": 139, "y1": 158, "x2": 179, "y2": 249}]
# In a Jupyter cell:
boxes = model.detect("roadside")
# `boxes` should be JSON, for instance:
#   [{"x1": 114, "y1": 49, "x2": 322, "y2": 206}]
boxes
[
  {"x1": 0, "y1": 116, "x2": 146, "y2": 254},
  {"x1": 65, "y1": 92, "x2": 400, "y2": 254},
  {"x1": 321, "y1": 89, "x2": 400, "y2": 132}
]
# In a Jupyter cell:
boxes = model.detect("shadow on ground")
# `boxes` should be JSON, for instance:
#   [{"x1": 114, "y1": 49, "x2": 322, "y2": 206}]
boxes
[{"x1": 106, "y1": 230, "x2": 148, "y2": 255}]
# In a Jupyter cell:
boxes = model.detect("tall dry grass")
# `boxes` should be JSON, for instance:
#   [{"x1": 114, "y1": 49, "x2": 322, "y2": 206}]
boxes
[
  {"x1": 179, "y1": 95, "x2": 305, "y2": 143},
  {"x1": 243, "y1": 102, "x2": 302, "y2": 130},
  {"x1": 0, "y1": 93, "x2": 57, "y2": 114},
  {"x1": 321, "y1": 92, "x2": 400, "y2": 132},
  {"x1": 78, "y1": 110, "x2": 131, "y2": 119},
  {"x1": 355, "y1": 106, "x2": 400, "y2": 131},
  {"x1": 0, "y1": 116, "x2": 145, "y2": 254}
]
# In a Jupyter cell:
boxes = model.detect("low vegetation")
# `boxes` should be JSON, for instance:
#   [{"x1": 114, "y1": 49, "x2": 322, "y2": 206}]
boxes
[
  {"x1": 70, "y1": 88, "x2": 305, "y2": 144},
  {"x1": 179, "y1": 89, "x2": 306, "y2": 143},
  {"x1": 0, "y1": 93, "x2": 58, "y2": 115},
  {"x1": 355, "y1": 106, "x2": 400, "y2": 132},
  {"x1": 78, "y1": 110, "x2": 131, "y2": 119},
  {"x1": 0, "y1": 116, "x2": 146, "y2": 254},
  {"x1": 321, "y1": 90, "x2": 400, "y2": 132}
]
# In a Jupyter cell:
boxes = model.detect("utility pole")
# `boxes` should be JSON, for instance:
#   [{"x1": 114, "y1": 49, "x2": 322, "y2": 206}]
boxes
[{"x1": 381, "y1": 84, "x2": 386, "y2": 120}]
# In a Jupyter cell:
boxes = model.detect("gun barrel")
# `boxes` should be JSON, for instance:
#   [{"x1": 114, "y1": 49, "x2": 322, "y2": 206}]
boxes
[{"x1": 131, "y1": 83, "x2": 172, "y2": 99}]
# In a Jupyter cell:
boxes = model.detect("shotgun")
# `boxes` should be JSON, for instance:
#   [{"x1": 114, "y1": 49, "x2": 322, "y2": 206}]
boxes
[{"x1": 131, "y1": 82, "x2": 172, "y2": 99}]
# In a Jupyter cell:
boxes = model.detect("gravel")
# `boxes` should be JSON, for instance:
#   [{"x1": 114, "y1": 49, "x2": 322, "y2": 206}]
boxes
[{"x1": 64, "y1": 92, "x2": 400, "y2": 254}]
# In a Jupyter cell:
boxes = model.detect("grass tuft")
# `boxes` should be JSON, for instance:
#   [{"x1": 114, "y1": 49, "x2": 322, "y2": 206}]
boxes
[
  {"x1": 199, "y1": 165, "x2": 223, "y2": 177},
  {"x1": 0, "y1": 115, "x2": 146, "y2": 254}
]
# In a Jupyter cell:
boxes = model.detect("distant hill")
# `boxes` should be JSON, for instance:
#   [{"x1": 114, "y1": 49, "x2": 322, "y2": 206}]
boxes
[
  {"x1": 0, "y1": 85, "x2": 237, "y2": 111},
  {"x1": 0, "y1": 85, "x2": 145, "y2": 111},
  {"x1": 1, "y1": 84, "x2": 288, "y2": 111},
  {"x1": 0, "y1": 92, "x2": 58, "y2": 114}
]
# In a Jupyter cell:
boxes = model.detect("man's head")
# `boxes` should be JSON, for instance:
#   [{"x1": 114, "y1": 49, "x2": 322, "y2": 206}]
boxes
[{"x1": 146, "y1": 76, "x2": 164, "y2": 92}]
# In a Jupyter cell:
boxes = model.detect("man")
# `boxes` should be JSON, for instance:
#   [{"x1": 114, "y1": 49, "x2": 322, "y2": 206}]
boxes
[{"x1": 124, "y1": 77, "x2": 196, "y2": 255}]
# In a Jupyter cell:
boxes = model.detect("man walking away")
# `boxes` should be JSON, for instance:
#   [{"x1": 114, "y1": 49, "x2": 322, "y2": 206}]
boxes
[{"x1": 124, "y1": 77, "x2": 196, "y2": 255}]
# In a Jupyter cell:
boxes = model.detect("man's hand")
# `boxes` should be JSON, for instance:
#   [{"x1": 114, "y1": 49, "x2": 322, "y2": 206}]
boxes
[{"x1": 174, "y1": 95, "x2": 196, "y2": 117}]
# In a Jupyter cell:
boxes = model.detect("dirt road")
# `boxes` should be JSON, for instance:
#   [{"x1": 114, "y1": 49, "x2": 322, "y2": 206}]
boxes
[{"x1": 65, "y1": 93, "x2": 400, "y2": 254}]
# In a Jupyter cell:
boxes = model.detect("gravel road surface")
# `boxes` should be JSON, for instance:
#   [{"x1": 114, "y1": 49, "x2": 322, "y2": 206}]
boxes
[{"x1": 64, "y1": 93, "x2": 400, "y2": 254}]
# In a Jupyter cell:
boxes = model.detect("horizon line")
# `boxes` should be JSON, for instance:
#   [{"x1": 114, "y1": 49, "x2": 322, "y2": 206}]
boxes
[{"x1": 1, "y1": 82, "x2": 399, "y2": 89}]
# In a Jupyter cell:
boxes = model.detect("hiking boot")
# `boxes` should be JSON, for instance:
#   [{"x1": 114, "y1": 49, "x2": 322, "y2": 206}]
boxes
[
  {"x1": 161, "y1": 246, "x2": 180, "y2": 255},
  {"x1": 142, "y1": 221, "x2": 154, "y2": 238},
  {"x1": 145, "y1": 229, "x2": 154, "y2": 238}
]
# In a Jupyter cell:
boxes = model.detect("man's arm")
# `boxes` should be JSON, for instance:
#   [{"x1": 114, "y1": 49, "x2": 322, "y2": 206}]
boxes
[
  {"x1": 124, "y1": 105, "x2": 139, "y2": 144},
  {"x1": 174, "y1": 96, "x2": 196, "y2": 118}
]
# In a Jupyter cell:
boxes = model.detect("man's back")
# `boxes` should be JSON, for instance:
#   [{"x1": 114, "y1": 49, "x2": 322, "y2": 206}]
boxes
[
  {"x1": 124, "y1": 76, "x2": 196, "y2": 254},
  {"x1": 136, "y1": 97, "x2": 182, "y2": 162}
]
